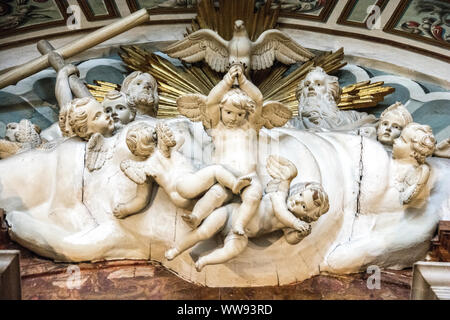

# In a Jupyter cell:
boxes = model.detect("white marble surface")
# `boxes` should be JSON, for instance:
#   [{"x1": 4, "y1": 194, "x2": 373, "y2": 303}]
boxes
[{"x1": 2, "y1": 118, "x2": 449, "y2": 287}]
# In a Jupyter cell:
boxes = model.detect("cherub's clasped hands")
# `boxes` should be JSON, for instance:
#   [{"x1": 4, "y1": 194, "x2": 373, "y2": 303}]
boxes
[{"x1": 225, "y1": 64, "x2": 246, "y2": 86}]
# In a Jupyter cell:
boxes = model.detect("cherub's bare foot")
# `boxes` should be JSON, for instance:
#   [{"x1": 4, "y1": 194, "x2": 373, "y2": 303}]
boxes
[
  {"x1": 113, "y1": 204, "x2": 131, "y2": 219},
  {"x1": 232, "y1": 175, "x2": 252, "y2": 194},
  {"x1": 165, "y1": 247, "x2": 180, "y2": 261},
  {"x1": 195, "y1": 258, "x2": 205, "y2": 272},
  {"x1": 232, "y1": 224, "x2": 246, "y2": 236},
  {"x1": 182, "y1": 214, "x2": 200, "y2": 229}
]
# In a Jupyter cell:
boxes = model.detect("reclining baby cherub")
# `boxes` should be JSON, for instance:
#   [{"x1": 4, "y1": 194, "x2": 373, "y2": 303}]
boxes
[
  {"x1": 115, "y1": 121, "x2": 251, "y2": 219},
  {"x1": 391, "y1": 122, "x2": 436, "y2": 204},
  {"x1": 165, "y1": 155, "x2": 330, "y2": 272}
]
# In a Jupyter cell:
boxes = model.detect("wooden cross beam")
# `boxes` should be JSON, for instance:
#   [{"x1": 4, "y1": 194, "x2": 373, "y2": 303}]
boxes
[{"x1": 0, "y1": 8, "x2": 150, "y2": 90}]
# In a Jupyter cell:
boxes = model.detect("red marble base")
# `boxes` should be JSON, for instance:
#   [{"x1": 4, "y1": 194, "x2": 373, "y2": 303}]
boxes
[{"x1": 1, "y1": 241, "x2": 412, "y2": 300}]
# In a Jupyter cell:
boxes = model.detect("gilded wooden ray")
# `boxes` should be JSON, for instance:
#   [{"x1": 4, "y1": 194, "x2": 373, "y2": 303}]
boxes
[
  {"x1": 119, "y1": 45, "x2": 349, "y2": 117},
  {"x1": 96, "y1": 46, "x2": 395, "y2": 118},
  {"x1": 86, "y1": 80, "x2": 121, "y2": 102}
]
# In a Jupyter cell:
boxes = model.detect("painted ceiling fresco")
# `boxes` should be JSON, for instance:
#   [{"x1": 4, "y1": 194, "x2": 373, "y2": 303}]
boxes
[{"x1": 1, "y1": 0, "x2": 449, "y2": 50}]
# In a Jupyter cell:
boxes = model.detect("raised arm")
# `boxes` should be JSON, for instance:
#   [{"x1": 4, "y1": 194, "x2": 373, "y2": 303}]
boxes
[
  {"x1": 206, "y1": 68, "x2": 235, "y2": 107},
  {"x1": 236, "y1": 65, "x2": 263, "y2": 106},
  {"x1": 265, "y1": 155, "x2": 310, "y2": 232},
  {"x1": 55, "y1": 64, "x2": 79, "y2": 110}
]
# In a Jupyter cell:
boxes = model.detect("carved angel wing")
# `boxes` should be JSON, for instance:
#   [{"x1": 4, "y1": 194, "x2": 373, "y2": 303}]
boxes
[
  {"x1": 156, "y1": 122, "x2": 176, "y2": 158},
  {"x1": 251, "y1": 30, "x2": 315, "y2": 70},
  {"x1": 85, "y1": 133, "x2": 111, "y2": 172},
  {"x1": 164, "y1": 29, "x2": 230, "y2": 73},
  {"x1": 120, "y1": 159, "x2": 150, "y2": 185},
  {"x1": 260, "y1": 101, "x2": 293, "y2": 129},
  {"x1": 176, "y1": 94, "x2": 213, "y2": 129}
]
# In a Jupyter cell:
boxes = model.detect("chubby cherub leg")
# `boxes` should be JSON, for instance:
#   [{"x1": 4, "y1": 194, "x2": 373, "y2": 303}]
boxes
[
  {"x1": 165, "y1": 206, "x2": 229, "y2": 261},
  {"x1": 113, "y1": 183, "x2": 152, "y2": 219},
  {"x1": 176, "y1": 165, "x2": 251, "y2": 199},
  {"x1": 195, "y1": 232, "x2": 248, "y2": 272},
  {"x1": 182, "y1": 183, "x2": 232, "y2": 229},
  {"x1": 232, "y1": 178, "x2": 263, "y2": 235}
]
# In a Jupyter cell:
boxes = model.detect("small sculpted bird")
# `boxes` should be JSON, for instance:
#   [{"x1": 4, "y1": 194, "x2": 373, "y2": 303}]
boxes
[{"x1": 164, "y1": 20, "x2": 315, "y2": 75}]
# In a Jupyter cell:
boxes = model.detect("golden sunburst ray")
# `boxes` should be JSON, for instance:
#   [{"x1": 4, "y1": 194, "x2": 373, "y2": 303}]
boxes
[
  {"x1": 86, "y1": 80, "x2": 121, "y2": 102},
  {"x1": 338, "y1": 81, "x2": 395, "y2": 110},
  {"x1": 119, "y1": 45, "x2": 349, "y2": 117}
]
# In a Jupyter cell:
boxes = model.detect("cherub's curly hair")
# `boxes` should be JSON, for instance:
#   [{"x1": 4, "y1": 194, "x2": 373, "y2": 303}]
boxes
[
  {"x1": 125, "y1": 122, "x2": 157, "y2": 158},
  {"x1": 219, "y1": 88, "x2": 256, "y2": 114},
  {"x1": 404, "y1": 123, "x2": 436, "y2": 164},
  {"x1": 59, "y1": 97, "x2": 99, "y2": 140},
  {"x1": 380, "y1": 102, "x2": 413, "y2": 127},
  {"x1": 289, "y1": 182, "x2": 330, "y2": 216}
]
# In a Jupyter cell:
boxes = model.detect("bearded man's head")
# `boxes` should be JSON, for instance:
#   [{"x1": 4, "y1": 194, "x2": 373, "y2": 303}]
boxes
[{"x1": 121, "y1": 71, "x2": 159, "y2": 117}]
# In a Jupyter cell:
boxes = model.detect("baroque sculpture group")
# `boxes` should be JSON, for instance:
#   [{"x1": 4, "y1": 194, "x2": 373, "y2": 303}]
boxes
[{"x1": 0, "y1": 18, "x2": 449, "y2": 286}]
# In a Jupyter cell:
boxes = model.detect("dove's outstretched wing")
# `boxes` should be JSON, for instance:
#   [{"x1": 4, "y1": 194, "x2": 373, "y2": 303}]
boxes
[
  {"x1": 164, "y1": 29, "x2": 230, "y2": 73},
  {"x1": 260, "y1": 101, "x2": 293, "y2": 130},
  {"x1": 251, "y1": 30, "x2": 315, "y2": 71},
  {"x1": 85, "y1": 133, "x2": 112, "y2": 172},
  {"x1": 177, "y1": 94, "x2": 215, "y2": 129}
]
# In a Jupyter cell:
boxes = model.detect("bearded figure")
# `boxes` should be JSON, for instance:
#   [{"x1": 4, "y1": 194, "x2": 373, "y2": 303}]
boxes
[
  {"x1": 296, "y1": 67, "x2": 376, "y2": 131},
  {"x1": 121, "y1": 71, "x2": 159, "y2": 118}
]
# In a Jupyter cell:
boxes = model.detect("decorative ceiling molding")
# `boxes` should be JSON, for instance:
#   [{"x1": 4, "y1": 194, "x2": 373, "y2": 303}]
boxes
[
  {"x1": 279, "y1": 0, "x2": 338, "y2": 22},
  {"x1": 337, "y1": 0, "x2": 389, "y2": 29},
  {"x1": 0, "y1": 0, "x2": 449, "y2": 63},
  {"x1": 125, "y1": 0, "x2": 196, "y2": 15},
  {"x1": 76, "y1": 0, "x2": 121, "y2": 21}
]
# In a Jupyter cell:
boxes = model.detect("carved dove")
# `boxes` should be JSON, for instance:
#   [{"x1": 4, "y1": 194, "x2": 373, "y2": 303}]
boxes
[{"x1": 164, "y1": 20, "x2": 315, "y2": 73}]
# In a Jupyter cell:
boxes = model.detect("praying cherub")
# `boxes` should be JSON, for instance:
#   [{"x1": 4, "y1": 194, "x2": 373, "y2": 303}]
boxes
[
  {"x1": 115, "y1": 122, "x2": 251, "y2": 219},
  {"x1": 392, "y1": 122, "x2": 436, "y2": 204},
  {"x1": 165, "y1": 155, "x2": 330, "y2": 271},
  {"x1": 177, "y1": 64, "x2": 292, "y2": 234}
]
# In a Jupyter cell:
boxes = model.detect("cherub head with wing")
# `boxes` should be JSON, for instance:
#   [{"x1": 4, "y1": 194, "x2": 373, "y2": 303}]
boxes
[{"x1": 177, "y1": 64, "x2": 292, "y2": 132}]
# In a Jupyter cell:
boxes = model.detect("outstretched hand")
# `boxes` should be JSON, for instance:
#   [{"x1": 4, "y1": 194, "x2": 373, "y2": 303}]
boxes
[{"x1": 266, "y1": 155, "x2": 298, "y2": 181}]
